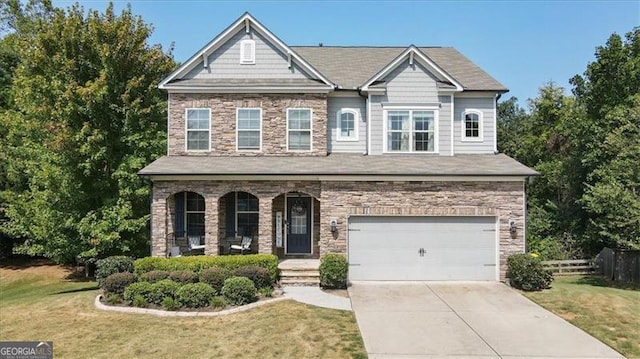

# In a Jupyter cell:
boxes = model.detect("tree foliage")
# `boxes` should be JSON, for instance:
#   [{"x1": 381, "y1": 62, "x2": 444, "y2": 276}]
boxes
[
  {"x1": 499, "y1": 28, "x2": 640, "y2": 258},
  {"x1": 0, "y1": 1, "x2": 176, "y2": 263}
]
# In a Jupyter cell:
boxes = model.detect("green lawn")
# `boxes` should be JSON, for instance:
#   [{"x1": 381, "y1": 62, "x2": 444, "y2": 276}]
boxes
[
  {"x1": 522, "y1": 275, "x2": 640, "y2": 358},
  {"x1": 0, "y1": 262, "x2": 366, "y2": 359}
]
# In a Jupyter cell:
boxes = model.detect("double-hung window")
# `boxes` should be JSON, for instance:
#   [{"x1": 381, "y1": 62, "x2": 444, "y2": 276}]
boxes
[
  {"x1": 186, "y1": 108, "x2": 210, "y2": 151},
  {"x1": 337, "y1": 109, "x2": 358, "y2": 141},
  {"x1": 386, "y1": 109, "x2": 436, "y2": 152},
  {"x1": 236, "y1": 108, "x2": 261, "y2": 151},
  {"x1": 287, "y1": 108, "x2": 312, "y2": 151},
  {"x1": 462, "y1": 109, "x2": 483, "y2": 141}
]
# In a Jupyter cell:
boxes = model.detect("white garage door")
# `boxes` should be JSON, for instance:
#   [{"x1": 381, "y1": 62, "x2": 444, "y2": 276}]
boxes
[{"x1": 348, "y1": 216, "x2": 497, "y2": 281}]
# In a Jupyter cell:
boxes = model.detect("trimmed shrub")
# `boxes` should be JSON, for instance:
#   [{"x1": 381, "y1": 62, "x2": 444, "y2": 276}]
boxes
[
  {"x1": 176, "y1": 283, "x2": 216, "y2": 308},
  {"x1": 232, "y1": 265, "x2": 272, "y2": 289},
  {"x1": 123, "y1": 281, "x2": 154, "y2": 304},
  {"x1": 221, "y1": 276, "x2": 257, "y2": 305},
  {"x1": 319, "y1": 254, "x2": 348, "y2": 289},
  {"x1": 210, "y1": 296, "x2": 227, "y2": 309},
  {"x1": 168, "y1": 270, "x2": 198, "y2": 284},
  {"x1": 161, "y1": 297, "x2": 178, "y2": 311},
  {"x1": 134, "y1": 254, "x2": 279, "y2": 282},
  {"x1": 102, "y1": 272, "x2": 137, "y2": 296},
  {"x1": 507, "y1": 253, "x2": 554, "y2": 291},
  {"x1": 199, "y1": 267, "x2": 231, "y2": 293},
  {"x1": 139, "y1": 270, "x2": 171, "y2": 283},
  {"x1": 148, "y1": 279, "x2": 181, "y2": 305},
  {"x1": 95, "y1": 256, "x2": 134, "y2": 286}
]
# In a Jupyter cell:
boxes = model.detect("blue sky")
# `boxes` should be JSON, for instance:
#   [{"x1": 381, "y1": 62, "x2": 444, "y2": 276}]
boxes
[{"x1": 57, "y1": 1, "x2": 639, "y2": 107}]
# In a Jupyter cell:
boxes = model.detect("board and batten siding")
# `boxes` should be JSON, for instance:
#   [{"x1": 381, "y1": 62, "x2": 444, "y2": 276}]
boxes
[
  {"x1": 327, "y1": 96, "x2": 367, "y2": 153},
  {"x1": 184, "y1": 29, "x2": 310, "y2": 80},
  {"x1": 453, "y1": 97, "x2": 495, "y2": 154}
]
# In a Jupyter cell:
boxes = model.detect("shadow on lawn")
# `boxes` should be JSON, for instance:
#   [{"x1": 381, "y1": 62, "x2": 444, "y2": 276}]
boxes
[
  {"x1": 575, "y1": 275, "x2": 640, "y2": 291},
  {"x1": 52, "y1": 286, "x2": 99, "y2": 295}
]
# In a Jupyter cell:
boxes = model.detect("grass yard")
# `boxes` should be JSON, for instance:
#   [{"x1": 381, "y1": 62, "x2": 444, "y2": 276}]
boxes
[
  {"x1": 522, "y1": 275, "x2": 640, "y2": 358},
  {"x1": 0, "y1": 261, "x2": 366, "y2": 359}
]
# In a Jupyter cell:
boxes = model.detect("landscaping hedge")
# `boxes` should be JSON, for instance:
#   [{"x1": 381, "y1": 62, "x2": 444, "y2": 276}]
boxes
[
  {"x1": 232, "y1": 265, "x2": 272, "y2": 289},
  {"x1": 176, "y1": 283, "x2": 216, "y2": 308},
  {"x1": 134, "y1": 254, "x2": 279, "y2": 282},
  {"x1": 123, "y1": 281, "x2": 154, "y2": 304},
  {"x1": 221, "y1": 276, "x2": 257, "y2": 305},
  {"x1": 507, "y1": 253, "x2": 553, "y2": 291},
  {"x1": 138, "y1": 270, "x2": 171, "y2": 283},
  {"x1": 319, "y1": 254, "x2": 348, "y2": 289},
  {"x1": 148, "y1": 279, "x2": 181, "y2": 305},
  {"x1": 102, "y1": 272, "x2": 137, "y2": 296},
  {"x1": 199, "y1": 267, "x2": 232, "y2": 293},
  {"x1": 168, "y1": 270, "x2": 198, "y2": 284},
  {"x1": 95, "y1": 256, "x2": 134, "y2": 286}
]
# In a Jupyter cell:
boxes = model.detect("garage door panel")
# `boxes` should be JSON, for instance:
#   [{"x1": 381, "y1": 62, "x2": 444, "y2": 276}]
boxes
[{"x1": 348, "y1": 216, "x2": 497, "y2": 281}]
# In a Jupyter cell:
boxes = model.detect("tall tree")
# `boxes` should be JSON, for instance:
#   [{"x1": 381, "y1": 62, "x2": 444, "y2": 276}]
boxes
[{"x1": 0, "y1": 2, "x2": 176, "y2": 263}]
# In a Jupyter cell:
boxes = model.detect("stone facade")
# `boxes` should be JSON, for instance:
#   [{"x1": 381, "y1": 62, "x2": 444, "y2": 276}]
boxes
[
  {"x1": 168, "y1": 93, "x2": 327, "y2": 156},
  {"x1": 151, "y1": 179, "x2": 525, "y2": 281}
]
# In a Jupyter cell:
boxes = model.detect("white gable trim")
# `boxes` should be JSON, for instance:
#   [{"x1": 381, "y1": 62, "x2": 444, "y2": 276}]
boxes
[
  {"x1": 361, "y1": 46, "x2": 463, "y2": 92},
  {"x1": 158, "y1": 13, "x2": 335, "y2": 89}
]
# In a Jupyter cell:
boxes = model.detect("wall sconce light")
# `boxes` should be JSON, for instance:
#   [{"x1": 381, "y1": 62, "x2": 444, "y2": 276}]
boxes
[
  {"x1": 329, "y1": 219, "x2": 338, "y2": 233},
  {"x1": 509, "y1": 220, "x2": 517, "y2": 235}
]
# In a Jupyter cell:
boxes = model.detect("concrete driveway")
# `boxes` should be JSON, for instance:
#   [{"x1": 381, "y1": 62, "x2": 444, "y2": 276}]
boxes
[{"x1": 349, "y1": 282, "x2": 623, "y2": 359}]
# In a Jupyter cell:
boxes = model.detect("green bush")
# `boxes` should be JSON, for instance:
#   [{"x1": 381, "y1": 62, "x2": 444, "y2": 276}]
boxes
[
  {"x1": 139, "y1": 270, "x2": 171, "y2": 283},
  {"x1": 123, "y1": 281, "x2": 154, "y2": 304},
  {"x1": 221, "y1": 276, "x2": 257, "y2": 305},
  {"x1": 258, "y1": 286, "x2": 273, "y2": 298},
  {"x1": 168, "y1": 270, "x2": 198, "y2": 284},
  {"x1": 105, "y1": 293, "x2": 122, "y2": 305},
  {"x1": 199, "y1": 267, "x2": 231, "y2": 293},
  {"x1": 210, "y1": 296, "x2": 227, "y2": 309},
  {"x1": 134, "y1": 254, "x2": 279, "y2": 282},
  {"x1": 148, "y1": 279, "x2": 181, "y2": 305},
  {"x1": 176, "y1": 283, "x2": 216, "y2": 308},
  {"x1": 507, "y1": 253, "x2": 554, "y2": 291},
  {"x1": 233, "y1": 265, "x2": 272, "y2": 289},
  {"x1": 319, "y1": 254, "x2": 348, "y2": 289},
  {"x1": 95, "y1": 256, "x2": 134, "y2": 286},
  {"x1": 102, "y1": 272, "x2": 137, "y2": 296},
  {"x1": 132, "y1": 295, "x2": 148, "y2": 308},
  {"x1": 161, "y1": 297, "x2": 178, "y2": 311}
]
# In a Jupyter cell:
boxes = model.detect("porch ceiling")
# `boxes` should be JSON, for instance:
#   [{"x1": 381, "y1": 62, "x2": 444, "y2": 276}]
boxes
[{"x1": 138, "y1": 153, "x2": 538, "y2": 177}]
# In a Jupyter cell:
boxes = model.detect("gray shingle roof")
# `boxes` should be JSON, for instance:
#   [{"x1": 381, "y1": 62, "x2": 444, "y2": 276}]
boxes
[
  {"x1": 290, "y1": 46, "x2": 507, "y2": 92},
  {"x1": 139, "y1": 153, "x2": 537, "y2": 177},
  {"x1": 165, "y1": 78, "x2": 327, "y2": 88}
]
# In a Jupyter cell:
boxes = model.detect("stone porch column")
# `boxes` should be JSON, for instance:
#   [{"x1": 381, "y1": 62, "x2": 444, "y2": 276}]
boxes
[
  {"x1": 204, "y1": 195, "x2": 219, "y2": 255},
  {"x1": 151, "y1": 189, "x2": 167, "y2": 257},
  {"x1": 258, "y1": 197, "x2": 273, "y2": 254}
]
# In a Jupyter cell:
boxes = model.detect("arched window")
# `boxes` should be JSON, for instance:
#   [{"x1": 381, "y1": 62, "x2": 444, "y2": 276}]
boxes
[
  {"x1": 337, "y1": 109, "x2": 359, "y2": 141},
  {"x1": 462, "y1": 109, "x2": 483, "y2": 141}
]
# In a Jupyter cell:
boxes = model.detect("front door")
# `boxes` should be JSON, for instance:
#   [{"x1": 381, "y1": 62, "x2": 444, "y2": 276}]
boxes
[{"x1": 286, "y1": 196, "x2": 312, "y2": 254}]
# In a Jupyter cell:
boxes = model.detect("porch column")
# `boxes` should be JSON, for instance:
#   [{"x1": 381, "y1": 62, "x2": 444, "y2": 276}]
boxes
[
  {"x1": 151, "y1": 189, "x2": 167, "y2": 257},
  {"x1": 204, "y1": 195, "x2": 219, "y2": 255},
  {"x1": 258, "y1": 197, "x2": 273, "y2": 254}
]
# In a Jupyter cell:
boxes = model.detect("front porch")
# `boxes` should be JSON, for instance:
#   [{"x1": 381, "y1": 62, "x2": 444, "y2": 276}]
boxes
[{"x1": 151, "y1": 181, "x2": 324, "y2": 259}]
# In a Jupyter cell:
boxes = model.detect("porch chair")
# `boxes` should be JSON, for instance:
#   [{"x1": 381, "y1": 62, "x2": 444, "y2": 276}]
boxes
[
  {"x1": 169, "y1": 246, "x2": 182, "y2": 258},
  {"x1": 229, "y1": 236, "x2": 253, "y2": 255},
  {"x1": 188, "y1": 235, "x2": 205, "y2": 253}
]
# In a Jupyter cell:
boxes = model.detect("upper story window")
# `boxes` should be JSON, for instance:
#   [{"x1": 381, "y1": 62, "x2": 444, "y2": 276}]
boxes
[
  {"x1": 240, "y1": 39, "x2": 255, "y2": 64},
  {"x1": 287, "y1": 108, "x2": 312, "y2": 151},
  {"x1": 236, "y1": 108, "x2": 261, "y2": 151},
  {"x1": 185, "y1": 108, "x2": 210, "y2": 151},
  {"x1": 385, "y1": 109, "x2": 437, "y2": 153},
  {"x1": 337, "y1": 109, "x2": 359, "y2": 141},
  {"x1": 462, "y1": 109, "x2": 483, "y2": 141}
]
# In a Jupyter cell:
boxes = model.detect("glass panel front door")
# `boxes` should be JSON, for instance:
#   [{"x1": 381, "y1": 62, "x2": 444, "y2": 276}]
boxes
[{"x1": 286, "y1": 196, "x2": 312, "y2": 254}]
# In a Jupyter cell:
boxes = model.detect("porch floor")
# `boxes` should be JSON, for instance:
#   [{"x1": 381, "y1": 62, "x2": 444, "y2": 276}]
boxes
[{"x1": 278, "y1": 259, "x2": 320, "y2": 270}]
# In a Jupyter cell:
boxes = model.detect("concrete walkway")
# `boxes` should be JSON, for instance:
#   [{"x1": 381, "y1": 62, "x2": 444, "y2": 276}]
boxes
[
  {"x1": 281, "y1": 286, "x2": 352, "y2": 311},
  {"x1": 349, "y1": 281, "x2": 623, "y2": 359}
]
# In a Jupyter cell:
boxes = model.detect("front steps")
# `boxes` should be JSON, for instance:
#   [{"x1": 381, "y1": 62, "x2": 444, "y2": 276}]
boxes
[{"x1": 278, "y1": 259, "x2": 320, "y2": 286}]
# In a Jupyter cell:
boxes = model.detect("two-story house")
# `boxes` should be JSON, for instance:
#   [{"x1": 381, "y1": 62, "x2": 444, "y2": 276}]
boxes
[{"x1": 139, "y1": 13, "x2": 537, "y2": 281}]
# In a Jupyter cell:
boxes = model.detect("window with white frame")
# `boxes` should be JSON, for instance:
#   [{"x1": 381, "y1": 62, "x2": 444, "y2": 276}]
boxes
[
  {"x1": 337, "y1": 109, "x2": 358, "y2": 141},
  {"x1": 386, "y1": 110, "x2": 436, "y2": 152},
  {"x1": 185, "y1": 192, "x2": 205, "y2": 237},
  {"x1": 287, "y1": 108, "x2": 312, "y2": 151},
  {"x1": 237, "y1": 108, "x2": 261, "y2": 151},
  {"x1": 186, "y1": 108, "x2": 210, "y2": 151},
  {"x1": 462, "y1": 109, "x2": 483, "y2": 141},
  {"x1": 235, "y1": 192, "x2": 258, "y2": 237},
  {"x1": 240, "y1": 39, "x2": 255, "y2": 64}
]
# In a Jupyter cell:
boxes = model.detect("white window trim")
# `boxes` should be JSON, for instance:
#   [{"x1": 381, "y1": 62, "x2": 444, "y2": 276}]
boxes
[
  {"x1": 235, "y1": 192, "x2": 259, "y2": 236},
  {"x1": 461, "y1": 109, "x2": 484, "y2": 142},
  {"x1": 286, "y1": 108, "x2": 313, "y2": 152},
  {"x1": 236, "y1": 108, "x2": 262, "y2": 152},
  {"x1": 382, "y1": 107, "x2": 439, "y2": 154},
  {"x1": 336, "y1": 108, "x2": 359, "y2": 142},
  {"x1": 184, "y1": 108, "x2": 211, "y2": 152},
  {"x1": 239, "y1": 39, "x2": 255, "y2": 65}
]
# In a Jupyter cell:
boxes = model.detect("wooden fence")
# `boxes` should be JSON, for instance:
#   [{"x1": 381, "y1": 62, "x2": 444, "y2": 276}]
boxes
[
  {"x1": 541, "y1": 259, "x2": 596, "y2": 276},
  {"x1": 595, "y1": 247, "x2": 640, "y2": 283}
]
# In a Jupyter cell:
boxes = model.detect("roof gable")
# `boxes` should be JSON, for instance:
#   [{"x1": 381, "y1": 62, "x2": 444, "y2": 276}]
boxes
[{"x1": 159, "y1": 13, "x2": 334, "y2": 90}]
